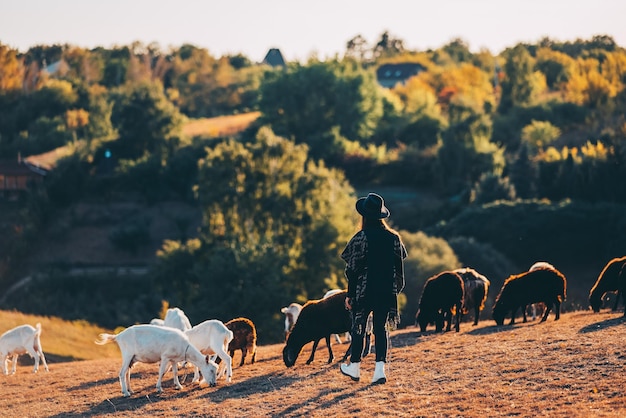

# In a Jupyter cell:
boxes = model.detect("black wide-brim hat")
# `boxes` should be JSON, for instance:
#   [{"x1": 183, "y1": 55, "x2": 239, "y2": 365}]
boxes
[{"x1": 356, "y1": 192, "x2": 390, "y2": 219}]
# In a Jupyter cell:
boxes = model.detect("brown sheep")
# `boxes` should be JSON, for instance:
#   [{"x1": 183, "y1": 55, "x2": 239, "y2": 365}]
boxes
[
  {"x1": 453, "y1": 267, "x2": 490, "y2": 326},
  {"x1": 224, "y1": 317, "x2": 257, "y2": 367},
  {"x1": 589, "y1": 256, "x2": 626, "y2": 315},
  {"x1": 493, "y1": 268, "x2": 566, "y2": 326},
  {"x1": 282, "y1": 290, "x2": 352, "y2": 367},
  {"x1": 523, "y1": 261, "x2": 557, "y2": 322},
  {"x1": 415, "y1": 271, "x2": 464, "y2": 332}
]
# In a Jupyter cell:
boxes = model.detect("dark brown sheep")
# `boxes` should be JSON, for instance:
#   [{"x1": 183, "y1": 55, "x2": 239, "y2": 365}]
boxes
[
  {"x1": 224, "y1": 317, "x2": 257, "y2": 367},
  {"x1": 282, "y1": 290, "x2": 352, "y2": 367},
  {"x1": 589, "y1": 256, "x2": 626, "y2": 315},
  {"x1": 415, "y1": 271, "x2": 464, "y2": 332},
  {"x1": 492, "y1": 268, "x2": 567, "y2": 326},
  {"x1": 453, "y1": 267, "x2": 490, "y2": 326}
]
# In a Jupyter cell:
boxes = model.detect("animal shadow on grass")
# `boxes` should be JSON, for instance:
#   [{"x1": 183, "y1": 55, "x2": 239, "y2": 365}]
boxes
[
  {"x1": 60, "y1": 374, "x2": 219, "y2": 417},
  {"x1": 198, "y1": 369, "x2": 328, "y2": 403},
  {"x1": 250, "y1": 351, "x2": 281, "y2": 364},
  {"x1": 67, "y1": 374, "x2": 120, "y2": 391},
  {"x1": 390, "y1": 330, "x2": 422, "y2": 347},
  {"x1": 465, "y1": 323, "x2": 527, "y2": 336},
  {"x1": 578, "y1": 315, "x2": 626, "y2": 334},
  {"x1": 46, "y1": 390, "x2": 174, "y2": 418},
  {"x1": 275, "y1": 380, "x2": 370, "y2": 417}
]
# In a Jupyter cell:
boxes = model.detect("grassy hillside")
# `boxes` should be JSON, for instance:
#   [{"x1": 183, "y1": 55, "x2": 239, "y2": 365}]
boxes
[
  {"x1": 181, "y1": 112, "x2": 260, "y2": 138},
  {"x1": 0, "y1": 310, "x2": 119, "y2": 362},
  {"x1": 1, "y1": 308, "x2": 625, "y2": 417}
]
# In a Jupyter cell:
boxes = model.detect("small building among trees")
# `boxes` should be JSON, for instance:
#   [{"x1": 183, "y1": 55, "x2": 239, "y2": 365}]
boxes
[
  {"x1": 0, "y1": 155, "x2": 47, "y2": 200},
  {"x1": 376, "y1": 63, "x2": 425, "y2": 88},
  {"x1": 262, "y1": 48, "x2": 286, "y2": 67}
]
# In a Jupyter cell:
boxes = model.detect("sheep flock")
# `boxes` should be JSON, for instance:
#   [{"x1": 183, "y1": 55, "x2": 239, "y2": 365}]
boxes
[{"x1": 2, "y1": 256, "x2": 626, "y2": 398}]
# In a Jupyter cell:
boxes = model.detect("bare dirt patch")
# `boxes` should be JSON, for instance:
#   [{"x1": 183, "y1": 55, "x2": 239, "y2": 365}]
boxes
[{"x1": 2, "y1": 310, "x2": 625, "y2": 417}]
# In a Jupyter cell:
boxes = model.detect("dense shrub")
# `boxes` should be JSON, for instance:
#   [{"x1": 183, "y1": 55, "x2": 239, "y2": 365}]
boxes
[{"x1": 0, "y1": 272, "x2": 161, "y2": 329}]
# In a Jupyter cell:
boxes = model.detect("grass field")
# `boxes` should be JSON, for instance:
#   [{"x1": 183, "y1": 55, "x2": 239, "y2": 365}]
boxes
[
  {"x1": 181, "y1": 112, "x2": 260, "y2": 138},
  {"x1": 1, "y1": 309, "x2": 625, "y2": 417}
]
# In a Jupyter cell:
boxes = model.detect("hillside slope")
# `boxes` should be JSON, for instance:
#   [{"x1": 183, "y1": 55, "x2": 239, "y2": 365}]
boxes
[{"x1": 1, "y1": 309, "x2": 625, "y2": 417}]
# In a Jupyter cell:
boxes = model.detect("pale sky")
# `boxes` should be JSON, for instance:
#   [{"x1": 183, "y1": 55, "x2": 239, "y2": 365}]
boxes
[{"x1": 1, "y1": 0, "x2": 625, "y2": 62}]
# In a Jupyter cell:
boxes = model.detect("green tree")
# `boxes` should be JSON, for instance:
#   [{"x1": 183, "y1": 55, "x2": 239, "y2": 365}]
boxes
[
  {"x1": 0, "y1": 44, "x2": 24, "y2": 91},
  {"x1": 436, "y1": 103, "x2": 505, "y2": 194},
  {"x1": 521, "y1": 119, "x2": 561, "y2": 151},
  {"x1": 509, "y1": 142, "x2": 538, "y2": 199},
  {"x1": 373, "y1": 31, "x2": 405, "y2": 59},
  {"x1": 196, "y1": 126, "x2": 357, "y2": 299},
  {"x1": 258, "y1": 59, "x2": 385, "y2": 155},
  {"x1": 110, "y1": 81, "x2": 183, "y2": 160},
  {"x1": 535, "y1": 48, "x2": 575, "y2": 90},
  {"x1": 84, "y1": 84, "x2": 115, "y2": 145},
  {"x1": 154, "y1": 127, "x2": 358, "y2": 342},
  {"x1": 345, "y1": 34, "x2": 370, "y2": 62},
  {"x1": 498, "y1": 45, "x2": 546, "y2": 113},
  {"x1": 442, "y1": 38, "x2": 473, "y2": 64},
  {"x1": 469, "y1": 172, "x2": 516, "y2": 204}
]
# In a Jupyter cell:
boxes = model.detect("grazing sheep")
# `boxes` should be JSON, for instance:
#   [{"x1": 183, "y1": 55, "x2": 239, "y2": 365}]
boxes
[
  {"x1": 453, "y1": 267, "x2": 490, "y2": 326},
  {"x1": 589, "y1": 256, "x2": 626, "y2": 315},
  {"x1": 223, "y1": 317, "x2": 257, "y2": 367},
  {"x1": 281, "y1": 289, "x2": 350, "y2": 344},
  {"x1": 282, "y1": 290, "x2": 352, "y2": 367},
  {"x1": 163, "y1": 307, "x2": 192, "y2": 332},
  {"x1": 280, "y1": 303, "x2": 302, "y2": 341},
  {"x1": 493, "y1": 268, "x2": 567, "y2": 326},
  {"x1": 95, "y1": 324, "x2": 217, "y2": 397},
  {"x1": 0, "y1": 323, "x2": 48, "y2": 375},
  {"x1": 416, "y1": 271, "x2": 464, "y2": 333},
  {"x1": 529, "y1": 261, "x2": 556, "y2": 271},
  {"x1": 323, "y1": 289, "x2": 352, "y2": 344},
  {"x1": 523, "y1": 262, "x2": 556, "y2": 321},
  {"x1": 185, "y1": 319, "x2": 234, "y2": 383}
]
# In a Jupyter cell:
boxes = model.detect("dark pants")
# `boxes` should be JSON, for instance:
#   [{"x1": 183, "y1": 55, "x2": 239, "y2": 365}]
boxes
[{"x1": 350, "y1": 305, "x2": 389, "y2": 363}]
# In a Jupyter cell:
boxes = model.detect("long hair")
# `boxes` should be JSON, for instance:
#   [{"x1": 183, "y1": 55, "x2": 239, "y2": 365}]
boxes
[{"x1": 360, "y1": 216, "x2": 402, "y2": 239}]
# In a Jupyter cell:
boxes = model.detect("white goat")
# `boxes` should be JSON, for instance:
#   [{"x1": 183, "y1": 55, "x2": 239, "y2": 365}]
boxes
[
  {"x1": 163, "y1": 307, "x2": 192, "y2": 332},
  {"x1": 281, "y1": 302, "x2": 303, "y2": 340},
  {"x1": 0, "y1": 323, "x2": 48, "y2": 375},
  {"x1": 95, "y1": 324, "x2": 217, "y2": 397},
  {"x1": 184, "y1": 319, "x2": 234, "y2": 384}
]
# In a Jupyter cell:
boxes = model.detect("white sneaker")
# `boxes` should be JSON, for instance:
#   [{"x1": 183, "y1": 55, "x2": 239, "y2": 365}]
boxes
[
  {"x1": 372, "y1": 361, "x2": 386, "y2": 384},
  {"x1": 340, "y1": 362, "x2": 360, "y2": 381}
]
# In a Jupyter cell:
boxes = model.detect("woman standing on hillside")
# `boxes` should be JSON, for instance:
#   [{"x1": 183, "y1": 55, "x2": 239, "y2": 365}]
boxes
[{"x1": 340, "y1": 192, "x2": 407, "y2": 385}]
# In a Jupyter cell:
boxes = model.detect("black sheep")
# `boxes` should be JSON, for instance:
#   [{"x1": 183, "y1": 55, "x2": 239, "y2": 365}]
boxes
[
  {"x1": 492, "y1": 268, "x2": 567, "y2": 326},
  {"x1": 588, "y1": 256, "x2": 626, "y2": 315},
  {"x1": 415, "y1": 271, "x2": 464, "y2": 332},
  {"x1": 282, "y1": 290, "x2": 352, "y2": 367},
  {"x1": 453, "y1": 267, "x2": 490, "y2": 326}
]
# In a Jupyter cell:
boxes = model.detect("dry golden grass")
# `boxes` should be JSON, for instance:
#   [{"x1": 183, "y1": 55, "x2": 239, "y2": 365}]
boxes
[
  {"x1": 1, "y1": 310, "x2": 625, "y2": 417},
  {"x1": 182, "y1": 112, "x2": 261, "y2": 138},
  {"x1": 0, "y1": 310, "x2": 119, "y2": 362}
]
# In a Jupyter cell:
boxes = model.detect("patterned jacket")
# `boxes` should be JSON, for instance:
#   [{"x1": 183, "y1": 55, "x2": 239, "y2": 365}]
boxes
[{"x1": 341, "y1": 225, "x2": 407, "y2": 332}]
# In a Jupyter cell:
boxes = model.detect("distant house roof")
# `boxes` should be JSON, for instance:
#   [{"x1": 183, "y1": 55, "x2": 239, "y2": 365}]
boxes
[
  {"x1": 262, "y1": 48, "x2": 286, "y2": 67},
  {"x1": 43, "y1": 59, "x2": 69, "y2": 76},
  {"x1": 24, "y1": 144, "x2": 74, "y2": 172},
  {"x1": 376, "y1": 63, "x2": 425, "y2": 88},
  {"x1": 0, "y1": 159, "x2": 40, "y2": 176}
]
